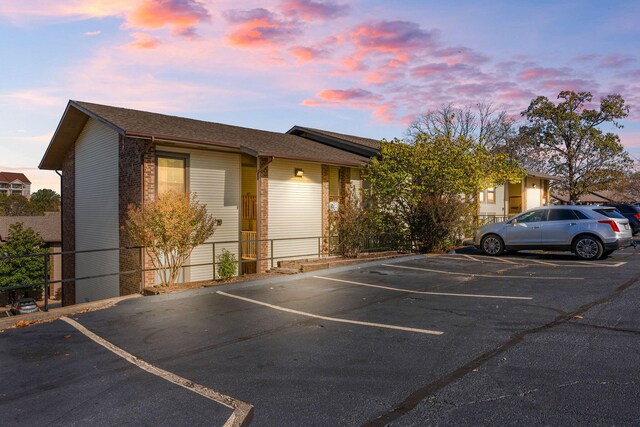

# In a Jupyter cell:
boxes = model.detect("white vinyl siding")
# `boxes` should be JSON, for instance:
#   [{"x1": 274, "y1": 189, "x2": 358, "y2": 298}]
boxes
[
  {"x1": 268, "y1": 159, "x2": 322, "y2": 262},
  {"x1": 75, "y1": 118, "x2": 119, "y2": 302},
  {"x1": 160, "y1": 146, "x2": 240, "y2": 281},
  {"x1": 479, "y1": 185, "x2": 506, "y2": 216}
]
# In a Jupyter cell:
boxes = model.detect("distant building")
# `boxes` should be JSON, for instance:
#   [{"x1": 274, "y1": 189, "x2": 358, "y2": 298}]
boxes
[
  {"x1": 0, "y1": 212, "x2": 62, "y2": 300},
  {"x1": 0, "y1": 172, "x2": 31, "y2": 198}
]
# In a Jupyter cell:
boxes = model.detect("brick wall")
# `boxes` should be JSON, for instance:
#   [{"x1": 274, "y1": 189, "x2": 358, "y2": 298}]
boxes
[
  {"x1": 257, "y1": 157, "x2": 269, "y2": 272},
  {"x1": 142, "y1": 144, "x2": 156, "y2": 287},
  {"x1": 118, "y1": 136, "x2": 147, "y2": 295},
  {"x1": 339, "y1": 167, "x2": 351, "y2": 205},
  {"x1": 61, "y1": 148, "x2": 75, "y2": 306},
  {"x1": 321, "y1": 164, "x2": 330, "y2": 255}
]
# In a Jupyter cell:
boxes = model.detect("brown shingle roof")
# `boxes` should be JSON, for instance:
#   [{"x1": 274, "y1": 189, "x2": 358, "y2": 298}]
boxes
[
  {"x1": 0, "y1": 212, "x2": 61, "y2": 243},
  {"x1": 70, "y1": 101, "x2": 369, "y2": 167},
  {"x1": 0, "y1": 172, "x2": 31, "y2": 184}
]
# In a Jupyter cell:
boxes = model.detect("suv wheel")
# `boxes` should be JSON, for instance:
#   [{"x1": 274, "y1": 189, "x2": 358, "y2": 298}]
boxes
[
  {"x1": 573, "y1": 235, "x2": 604, "y2": 260},
  {"x1": 481, "y1": 234, "x2": 505, "y2": 256}
]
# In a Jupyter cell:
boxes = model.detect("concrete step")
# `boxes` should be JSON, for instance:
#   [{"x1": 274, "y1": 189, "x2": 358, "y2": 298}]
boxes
[{"x1": 272, "y1": 267, "x2": 300, "y2": 275}]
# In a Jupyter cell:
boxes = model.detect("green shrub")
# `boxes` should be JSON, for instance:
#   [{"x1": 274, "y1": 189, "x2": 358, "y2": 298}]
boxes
[{"x1": 217, "y1": 249, "x2": 237, "y2": 280}]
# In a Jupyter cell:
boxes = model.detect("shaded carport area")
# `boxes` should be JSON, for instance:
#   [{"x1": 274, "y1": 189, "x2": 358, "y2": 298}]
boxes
[{"x1": 2, "y1": 245, "x2": 639, "y2": 425}]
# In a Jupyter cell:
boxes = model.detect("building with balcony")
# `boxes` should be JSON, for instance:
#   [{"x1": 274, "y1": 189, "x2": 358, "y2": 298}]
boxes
[{"x1": 0, "y1": 172, "x2": 31, "y2": 198}]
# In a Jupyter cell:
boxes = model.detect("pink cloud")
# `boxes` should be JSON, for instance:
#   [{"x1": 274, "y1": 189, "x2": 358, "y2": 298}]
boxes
[
  {"x1": 412, "y1": 63, "x2": 449, "y2": 77},
  {"x1": 541, "y1": 78, "x2": 596, "y2": 92},
  {"x1": 126, "y1": 0, "x2": 210, "y2": 37},
  {"x1": 224, "y1": 8, "x2": 299, "y2": 47},
  {"x1": 349, "y1": 20, "x2": 434, "y2": 54},
  {"x1": 280, "y1": 0, "x2": 349, "y2": 21},
  {"x1": 600, "y1": 54, "x2": 635, "y2": 69},
  {"x1": 316, "y1": 88, "x2": 382, "y2": 102},
  {"x1": 518, "y1": 67, "x2": 567, "y2": 81},
  {"x1": 128, "y1": 32, "x2": 162, "y2": 49},
  {"x1": 432, "y1": 47, "x2": 488, "y2": 66},
  {"x1": 84, "y1": 30, "x2": 101, "y2": 36},
  {"x1": 289, "y1": 45, "x2": 328, "y2": 61}
]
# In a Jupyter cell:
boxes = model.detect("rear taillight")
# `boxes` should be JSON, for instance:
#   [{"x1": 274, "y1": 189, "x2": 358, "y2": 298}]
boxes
[
  {"x1": 634, "y1": 213, "x2": 640, "y2": 221},
  {"x1": 17, "y1": 306, "x2": 23, "y2": 311},
  {"x1": 598, "y1": 220, "x2": 620, "y2": 232}
]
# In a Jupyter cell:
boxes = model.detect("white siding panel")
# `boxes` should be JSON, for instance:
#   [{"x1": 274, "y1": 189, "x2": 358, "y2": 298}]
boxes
[
  {"x1": 75, "y1": 118, "x2": 119, "y2": 302},
  {"x1": 160, "y1": 147, "x2": 240, "y2": 281},
  {"x1": 269, "y1": 159, "x2": 322, "y2": 262},
  {"x1": 479, "y1": 185, "x2": 506, "y2": 216}
]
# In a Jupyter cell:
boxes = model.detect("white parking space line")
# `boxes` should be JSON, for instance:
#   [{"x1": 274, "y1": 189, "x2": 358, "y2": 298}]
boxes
[
  {"x1": 381, "y1": 264, "x2": 584, "y2": 280},
  {"x1": 529, "y1": 259, "x2": 561, "y2": 266},
  {"x1": 445, "y1": 254, "x2": 625, "y2": 268},
  {"x1": 459, "y1": 254, "x2": 527, "y2": 265},
  {"x1": 314, "y1": 276, "x2": 533, "y2": 301},
  {"x1": 60, "y1": 317, "x2": 253, "y2": 427},
  {"x1": 216, "y1": 291, "x2": 444, "y2": 336}
]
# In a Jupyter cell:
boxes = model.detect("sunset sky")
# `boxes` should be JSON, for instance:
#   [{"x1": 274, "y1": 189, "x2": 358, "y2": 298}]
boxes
[{"x1": 1, "y1": 0, "x2": 639, "y2": 192}]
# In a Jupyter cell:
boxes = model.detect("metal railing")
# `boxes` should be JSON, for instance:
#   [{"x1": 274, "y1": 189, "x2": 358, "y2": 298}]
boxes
[
  {"x1": 476, "y1": 214, "x2": 509, "y2": 226},
  {"x1": 0, "y1": 233, "x2": 401, "y2": 310}
]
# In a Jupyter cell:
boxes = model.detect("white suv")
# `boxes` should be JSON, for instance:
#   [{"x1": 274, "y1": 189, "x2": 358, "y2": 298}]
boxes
[{"x1": 474, "y1": 206, "x2": 633, "y2": 260}]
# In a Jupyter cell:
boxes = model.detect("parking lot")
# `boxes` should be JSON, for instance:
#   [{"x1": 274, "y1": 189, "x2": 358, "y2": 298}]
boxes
[{"x1": 2, "y1": 244, "x2": 640, "y2": 426}]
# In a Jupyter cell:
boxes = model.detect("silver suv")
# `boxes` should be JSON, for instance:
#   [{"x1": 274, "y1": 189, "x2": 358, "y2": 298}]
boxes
[{"x1": 474, "y1": 205, "x2": 633, "y2": 260}]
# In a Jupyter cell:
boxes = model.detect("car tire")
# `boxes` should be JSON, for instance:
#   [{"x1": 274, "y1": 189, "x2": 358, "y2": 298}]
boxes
[
  {"x1": 481, "y1": 234, "x2": 505, "y2": 256},
  {"x1": 573, "y1": 235, "x2": 604, "y2": 260}
]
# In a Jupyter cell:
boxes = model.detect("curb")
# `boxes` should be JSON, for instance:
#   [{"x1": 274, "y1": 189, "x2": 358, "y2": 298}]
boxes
[{"x1": 0, "y1": 294, "x2": 142, "y2": 331}]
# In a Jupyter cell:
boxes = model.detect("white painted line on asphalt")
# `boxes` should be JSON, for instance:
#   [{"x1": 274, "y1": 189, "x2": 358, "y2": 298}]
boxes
[
  {"x1": 314, "y1": 276, "x2": 533, "y2": 301},
  {"x1": 381, "y1": 264, "x2": 584, "y2": 280},
  {"x1": 216, "y1": 291, "x2": 444, "y2": 336},
  {"x1": 60, "y1": 317, "x2": 253, "y2": 427},
  {"x1": 449, "y1": 254, "x2": 626, "y2": 268},
  {"x1": 460, "y1": 254, "x2": 526, "y2": 265},
  {"x1": 529, "y1": 259, "x2": 560, "y2": 267}
]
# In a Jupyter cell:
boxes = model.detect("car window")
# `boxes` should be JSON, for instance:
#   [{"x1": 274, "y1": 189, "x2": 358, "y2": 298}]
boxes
[
  {"x1": 573, "y1": 210, "x2": 590, "y2": 220},
  {"x1": 617, "y1": 205, "x2": 633, "y2": 213},
  {"x1": 548, "y1": 209, "x2": 578, "y2": 221},
  {"x1": 517, "y1": 210, "x2": 547, "y2": 223},
  {"x1": 594, "y1": 208, "x2": 626, "y2": 219}
]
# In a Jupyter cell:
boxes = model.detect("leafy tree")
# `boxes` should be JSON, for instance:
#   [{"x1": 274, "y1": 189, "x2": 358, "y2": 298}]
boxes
[
  {"x1": 365, "y1": 135, "x2": 524, "y2": 252},
  {"x1": 0, "y1": 194, "x2": 31, "y2": 216},
  {"x1": 330, "y1": 186, "x2": 372, "y2": 258},
  {"x1": 519, "y1": 91, "x2": 632, "y2": 201},
  {"x1": 126, "y1": 190, "x2": 217, "y2": 287},
  {"x1": 0, "y1": 222, "x2": 47, "y2": 288},
  {"x1": 30, "y1": 189, "x2": 61, "y2": 214}
]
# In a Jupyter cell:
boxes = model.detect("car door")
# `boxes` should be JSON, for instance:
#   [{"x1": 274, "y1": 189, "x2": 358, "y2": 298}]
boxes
[
  {"x1": 539, "y1": 209, "x2": 582, "y2": 246},
  {"x1": 505, "y1": 209, "x2": 547, "y2": 245}
]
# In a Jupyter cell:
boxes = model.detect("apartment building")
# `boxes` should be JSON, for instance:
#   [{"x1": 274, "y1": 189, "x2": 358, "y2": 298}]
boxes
[{"x1": 0, "y1": 172, "x2": 31, "y2": 198}]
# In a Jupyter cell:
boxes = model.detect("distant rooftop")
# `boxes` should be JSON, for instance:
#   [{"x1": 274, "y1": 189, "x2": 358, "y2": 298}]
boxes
[
  {"x1": 0, "y1": 172, "x2": 31, "y2": 184},
  {"x1": 0, "y1": 212, "x2": 60, "y2": 243}
]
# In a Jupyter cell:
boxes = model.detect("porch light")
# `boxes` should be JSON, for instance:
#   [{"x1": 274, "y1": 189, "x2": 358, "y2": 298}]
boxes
[
  {"x1": 294, "y1": 168, "x2": 304, "y2": 177},
  {"x1": 532, "y1": 183, "x2": 537, "y2": 188}
]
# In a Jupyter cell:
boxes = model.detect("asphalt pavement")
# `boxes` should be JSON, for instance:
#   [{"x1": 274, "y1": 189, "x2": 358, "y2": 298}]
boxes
[{"x1": 1, "y1": 245, "x2": 639, "y2": 426}]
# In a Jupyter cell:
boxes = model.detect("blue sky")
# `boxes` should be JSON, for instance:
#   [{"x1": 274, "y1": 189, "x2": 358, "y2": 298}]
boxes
[{"x1": 0, "y1": 0, "x2": 638, "y2": 192}]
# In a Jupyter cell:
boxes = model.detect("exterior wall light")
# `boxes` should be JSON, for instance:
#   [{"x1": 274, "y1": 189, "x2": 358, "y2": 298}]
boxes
[{"x1": 295, "y1": 168, "x2": 304, "y2": 177}]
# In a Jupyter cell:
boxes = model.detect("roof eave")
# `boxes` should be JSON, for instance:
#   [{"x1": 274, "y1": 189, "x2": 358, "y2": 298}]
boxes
[
  {"x1": 287, "y1": 126, "x2": 379, "y2": 158},
  {"x1": 39, "y1": 101, "x2": 125, "y2": 170}
]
